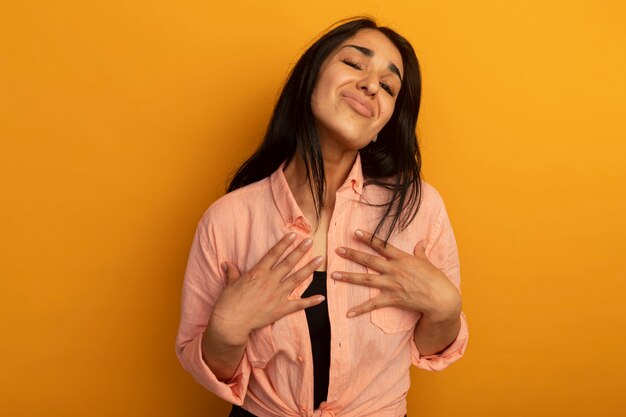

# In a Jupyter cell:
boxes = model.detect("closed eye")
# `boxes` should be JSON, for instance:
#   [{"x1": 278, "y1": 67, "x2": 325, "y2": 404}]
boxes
[
  {"x1": 380, "y1": 82, "x2": 395, "y2": 96},
  {"x1": 342, "y1": 59, "x2": 362, "y2": 70}
]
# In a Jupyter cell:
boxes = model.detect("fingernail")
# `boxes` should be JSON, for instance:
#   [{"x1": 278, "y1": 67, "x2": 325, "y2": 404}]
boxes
[
  {"x1": 286, "y1": 232, "x2": 296, "y2": 241},
  {"x1": 336, "y1": 247, "x2": 346, "y2": 255},
  {"x1": 355, "y1": 229, "x2": 364, "y2": 237},
  {"x1": 331, "y1": 272, "x2": 342, "y2": 279},
  {"x1": 221, "y1": 263, "x2": 228, "y2": 272},
  {"x1": 347, "y1": 311, "x2": 356, "y2": 318},
  {"x1": 303, "y1": 238, "x2": 313, "y2": 247},
  {"x1": 317, "y1": 296, "x2": 326, "y2": 303},
  {"x1": 313, "y1": 256, "x2": 324, "y2": 265}
]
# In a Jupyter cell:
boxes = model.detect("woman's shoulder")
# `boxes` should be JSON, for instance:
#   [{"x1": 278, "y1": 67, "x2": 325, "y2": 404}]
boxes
[
  {"x1": 199, "y1": 177, "x2": 272, "y2": 225},
  {"x1": 364, "y1": 177, "x2": 445, "y2": 209},
  {"x1": 413, "y1": 180, "x2": 454, "y2": 231},
  {"x1": 419, "y1": 180, "x2": 445, "y2": 208}
]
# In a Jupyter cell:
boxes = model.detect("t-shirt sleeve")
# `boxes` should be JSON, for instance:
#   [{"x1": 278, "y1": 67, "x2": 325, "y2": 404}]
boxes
[
  {"x1": 410, "y1": 196, "x2": 469, "y2": 371},
  {"x1": 175, "y1": 216, "x2": 251, "y2": 404}
]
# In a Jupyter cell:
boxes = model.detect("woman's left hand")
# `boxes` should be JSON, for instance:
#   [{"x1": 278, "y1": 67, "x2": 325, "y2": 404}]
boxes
[{"x1": 332, "y1": 229, "x2": 462, "y2": 322}]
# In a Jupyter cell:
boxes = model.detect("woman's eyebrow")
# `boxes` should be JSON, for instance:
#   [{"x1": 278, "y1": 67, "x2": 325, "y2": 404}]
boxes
[
  {"x1": 343, "y1": 44, "x2": 403, "y2": 81},
  {"x1": 344, "y1": 44, "x2": 374, "y2": 57}
]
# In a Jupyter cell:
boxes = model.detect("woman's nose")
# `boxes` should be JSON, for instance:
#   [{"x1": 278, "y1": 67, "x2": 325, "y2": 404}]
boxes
[{"x1": 356, "y1": 73, "x2": 379, "y2": 96}]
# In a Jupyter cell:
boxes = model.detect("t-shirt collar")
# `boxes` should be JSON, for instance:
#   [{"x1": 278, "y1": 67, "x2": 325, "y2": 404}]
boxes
[{"x1": 270, "y1": 153, "x2": 364, "y2": 230}]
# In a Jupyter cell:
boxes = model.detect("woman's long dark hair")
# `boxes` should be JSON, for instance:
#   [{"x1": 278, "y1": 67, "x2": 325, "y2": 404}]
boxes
[{"x1": 227, "y1": 17, "x2": 422, "y2": 242}]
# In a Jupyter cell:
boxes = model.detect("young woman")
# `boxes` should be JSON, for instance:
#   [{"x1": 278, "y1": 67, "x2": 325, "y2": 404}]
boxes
[{"x1": 176, "y1": 17, "x2": 468, "y2": 417}]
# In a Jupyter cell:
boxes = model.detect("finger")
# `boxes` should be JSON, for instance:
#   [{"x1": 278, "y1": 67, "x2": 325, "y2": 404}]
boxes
[
  {"x1": 255, "y1": 232, "x2": 298, "y2": 270},
  {"x1": 222, "y1": 262, "x2": 241, "y2": 283},
  {"x1": 330, "y1": 271, "x2": 389, "y2": 289},
  {"x1": 354, "y1": 229, "x2": 404, "y2": 259},
  {"x1": 281, "y1": 255, "x2": 324, "y2": 286},
  {"x1": 272, "y1": 237, "x2": 314, "y2": 275},
  {"x1": 335, "y1": 246, "x2": 388, "y2": 273},
  {"x1": 346, "y1": 296, "x2": 388, "y2": 318},
  {"x1": 284, "y1": 295, "x2": 326, "y2": 315}
]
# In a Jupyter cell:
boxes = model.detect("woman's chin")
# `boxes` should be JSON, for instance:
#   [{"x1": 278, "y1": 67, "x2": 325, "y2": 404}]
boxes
[{"x1": 319, "y1": 134, "x2": 374, "y2": 154}]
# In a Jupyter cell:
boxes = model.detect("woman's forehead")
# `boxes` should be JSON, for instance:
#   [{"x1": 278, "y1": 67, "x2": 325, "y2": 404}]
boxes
[{"x1": 336, "y1": 29, "x2": 403, "y2": 74}]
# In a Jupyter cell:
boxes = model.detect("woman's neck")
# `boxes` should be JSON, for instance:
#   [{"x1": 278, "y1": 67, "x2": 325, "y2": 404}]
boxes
[{"x1": 283, "y1": 148, "x2": 357, "y2": 222}]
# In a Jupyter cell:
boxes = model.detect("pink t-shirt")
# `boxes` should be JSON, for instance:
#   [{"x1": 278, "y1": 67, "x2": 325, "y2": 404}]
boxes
[{"x1": 176, "y1": 154, "x2": 468, "y2": 417}]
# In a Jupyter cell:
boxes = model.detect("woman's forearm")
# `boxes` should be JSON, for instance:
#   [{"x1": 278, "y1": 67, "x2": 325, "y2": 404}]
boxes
[
  {"x1": 413, "y1": 313, "x2": 461, "y2": 356},
  {"x1": 413, "y1": 278, "x2": 462, "y2": 356},
  {"x1": 201, "y1": 316, "x2": 249, "y2": 382}
]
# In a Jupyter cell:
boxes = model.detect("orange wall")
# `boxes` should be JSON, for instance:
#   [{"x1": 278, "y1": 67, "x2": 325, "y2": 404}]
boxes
[{"x1": 2, "y1": 1, "x2": 625, "y2": 416}]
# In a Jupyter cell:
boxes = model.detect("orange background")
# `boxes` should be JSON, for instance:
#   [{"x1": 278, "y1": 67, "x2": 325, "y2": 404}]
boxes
[{"x1": 2, "y1": 1, "x2": 625, "y2": 416}]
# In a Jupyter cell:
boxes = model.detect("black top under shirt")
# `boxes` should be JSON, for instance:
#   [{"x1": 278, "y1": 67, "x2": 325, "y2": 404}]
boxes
[
  {"x1": 230, "y1": 271, "x2": 330, "y2": 416},
  {"x1": 301, "y1": 270, "x2": 331, "y2": 408}
]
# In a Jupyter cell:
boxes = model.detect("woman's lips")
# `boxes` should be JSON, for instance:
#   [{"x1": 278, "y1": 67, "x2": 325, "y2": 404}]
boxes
[{"x1": 340, "y1": 93, "x2": 374, "y2": 118}]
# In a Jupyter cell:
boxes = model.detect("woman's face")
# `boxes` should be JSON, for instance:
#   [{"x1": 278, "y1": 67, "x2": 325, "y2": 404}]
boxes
[{"x1": 311, "y1": 29, "x2": 404, "y2": 153}]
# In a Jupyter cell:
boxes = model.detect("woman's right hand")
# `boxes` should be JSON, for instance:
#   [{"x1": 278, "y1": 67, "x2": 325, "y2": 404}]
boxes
[{"x1": 207, "y1": 232, "x2": 325, "y2": 347}]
